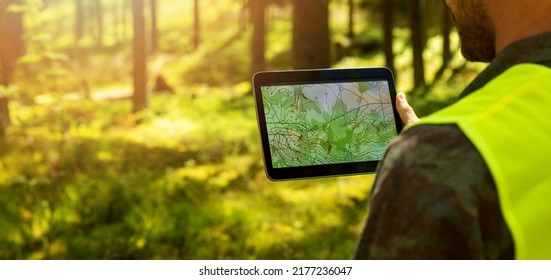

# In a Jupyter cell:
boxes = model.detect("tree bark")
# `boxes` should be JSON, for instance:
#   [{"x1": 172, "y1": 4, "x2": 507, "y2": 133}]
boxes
[
  {"x1": 292, "y1": 0, "x2": 330, "y2": 69},
  {"x1": 132, "y1": 0, "x2": 148, "y2": 112},
  {"x1": 250, "y1": 0, "x2": 266, "y2": 74},
  {"x1": 0, "y1": 0, "x2": 25, "y2": 137},
  {"x1": 150, "y1": 0, "x2": 158, "y2": 53},
  {"x1": 75, "y1": 0, "x2": 84, "y2": 43},
  {"x1": 441, "y1": 1, "x2": 452, "y2": 68},
  {"x1": 94, "y1": 0, "x2": 103, "y2": 47},
  {"x1": 0, "y1": 97, "x2": 9, "y2": 138},
  {"x1": 193, "y1": 0, "x2": 200, "y2": 50},
  {"x1": 382, "y1": 0, "x2": 396, "y2": 78},
  {"x1": 409, "y1": 0, "x2": 425, "y2": 88},
  {"x1": 347, "y1": 0, "x2": 355, "y2": 39}
]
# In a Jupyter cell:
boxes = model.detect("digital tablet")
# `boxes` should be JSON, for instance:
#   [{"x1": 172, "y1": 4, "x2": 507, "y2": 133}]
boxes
[{"x1": 253, "y1": 67, "x2": 403, "y2": 181}]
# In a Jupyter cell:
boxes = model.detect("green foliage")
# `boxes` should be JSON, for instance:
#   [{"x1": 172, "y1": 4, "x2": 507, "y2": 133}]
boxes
[
  {"x1": 0, "y1": 85, "x2": 374, "y2": 259},
  {"x1": 0, "y1": 85, "x2": 19, "y2": 99}
]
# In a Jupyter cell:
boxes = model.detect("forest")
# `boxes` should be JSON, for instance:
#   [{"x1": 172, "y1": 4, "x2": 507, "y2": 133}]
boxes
[{"x1": 0, "y1": 0, "x2": 486, "y2": 259}]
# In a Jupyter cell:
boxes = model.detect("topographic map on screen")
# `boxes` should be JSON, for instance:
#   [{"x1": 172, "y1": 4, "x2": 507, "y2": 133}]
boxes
[{"x1": 261, "y1": 80, "x2": 397, "y2": 168}]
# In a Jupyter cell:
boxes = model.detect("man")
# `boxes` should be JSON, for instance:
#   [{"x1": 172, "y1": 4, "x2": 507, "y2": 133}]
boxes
[{"x1": 355, "y1": 0, "x2": 551, "y2": 259}]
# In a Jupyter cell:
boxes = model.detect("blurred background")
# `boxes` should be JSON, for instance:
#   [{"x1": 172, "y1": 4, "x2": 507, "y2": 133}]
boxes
[{"x1": 0, "y1": 0, "x2": 485, "y2": 259}]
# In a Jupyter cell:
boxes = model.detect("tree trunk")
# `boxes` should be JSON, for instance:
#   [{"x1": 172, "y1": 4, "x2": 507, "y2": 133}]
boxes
[
  {"x1": 409, "y1": 0, "x2": 425, "y2": 88},
  {"x1": 75, "y1": 0, "x2": 84, "y2": 43},
  {"x1": 1, "y1": 1, "x2": 25, "y2": 63},
  {"x1": 132, "y1": 0, "x2": 148, "y2": 112},
  {"x1": 150, "y1": 0, "x2": 158, "y2": 53},
  {"x1": 292, "y1": 0, "x2": 330, "y2": 69},
  {"x1": 94, "y1": 0, "x2": 104, "y2": 47},
  {"x1": 0, "y1": 0, "x2": 25, "y2": 137},
  {"x1": 347, "y1": 0, "x2": 354, "y2": 39},
  {"x1": 250, "y1": 0, "x2": 266, "y2": 75},
  {"x1": 0, "y1": 97, "x2": 9, "y2": 138},
  {"x1": 382, "y1": 0, "x2": 396, "y2": 78},
  {"x1": 193, "y1": 0, "x2": 200, "y2": 50},
  {"x1": 441, "y1": 1, "x2": 452, "y2": 68}
]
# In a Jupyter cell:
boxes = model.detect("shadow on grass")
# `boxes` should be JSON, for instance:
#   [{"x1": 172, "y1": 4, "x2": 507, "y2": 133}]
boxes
[{"x1": 0, "y1": 126, "x2": 370, "y2": 260}]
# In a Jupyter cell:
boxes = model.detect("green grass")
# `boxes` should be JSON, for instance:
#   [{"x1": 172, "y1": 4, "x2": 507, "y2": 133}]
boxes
[{"x1": 0, "y1": 85, "x2": 375, "y2": 259}]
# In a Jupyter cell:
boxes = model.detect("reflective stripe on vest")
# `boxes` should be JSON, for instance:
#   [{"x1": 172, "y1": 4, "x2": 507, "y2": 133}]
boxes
[{"x1": 412, "y1": 64, "x2": 551, "y2": 259}]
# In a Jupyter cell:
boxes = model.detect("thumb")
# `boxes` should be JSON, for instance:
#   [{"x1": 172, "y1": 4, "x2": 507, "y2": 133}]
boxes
[{"x1": 396, "y1": 92, "x2": 420, "y2": 126}]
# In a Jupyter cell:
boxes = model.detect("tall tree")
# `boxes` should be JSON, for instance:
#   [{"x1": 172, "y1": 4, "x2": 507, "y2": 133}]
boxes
[
  {"x1": 0, "y1": 0, "x2": 25, "y2": 137},
  {"x1": 150, "y1": 0, "x2": 158, "y2": 53},
  {"x1": 193, "y1": 0, "x2": 200, "y2": 50},
  {"x1": 93, "y1": 0, "x2": 104, "y2": 46},
  {"x1": 292, "y1": 0, "x2": 330, "y2": 69},
  {"x1": 132, "y1": 0, "x2": 148, "y2": 112},
  {"x1": 382, "y1": 0, "x2": 396, "y2": 77},
  {"x1": 75, "y1": 0, "x2": 84, "y2": 43},
  {"x1": 409, "y1": 0, "x2": 425, "y2": 88},
  {"x1": 250, "y1": 0, "x2": 266, "y2": 74},
  {"x1": 441, "y1": 0, "x2": 452, "y2": 68},
  {"x1": 347, "y1": 0, "x2": 355, "y2": 39}
]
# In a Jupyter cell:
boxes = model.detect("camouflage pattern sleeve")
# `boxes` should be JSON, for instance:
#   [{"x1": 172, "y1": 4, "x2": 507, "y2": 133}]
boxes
[{"x1": 354, "y1": 124, "x2": 514, "y2": 259}]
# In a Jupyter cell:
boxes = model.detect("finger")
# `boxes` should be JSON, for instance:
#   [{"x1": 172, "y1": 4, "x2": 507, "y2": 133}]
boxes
[{"x1": 396, "y1": 92, "x2": 420, "y2": 126}]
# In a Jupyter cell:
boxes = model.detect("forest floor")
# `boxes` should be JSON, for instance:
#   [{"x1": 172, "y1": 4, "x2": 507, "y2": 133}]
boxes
[{"x1": 0, "y1": 84, "x2": 376, "y2": 259}]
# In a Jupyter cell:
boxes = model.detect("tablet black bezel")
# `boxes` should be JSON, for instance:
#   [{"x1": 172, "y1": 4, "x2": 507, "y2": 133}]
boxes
[{"x1": 253, "y1": 67, "x2": 403, "y2": 181}]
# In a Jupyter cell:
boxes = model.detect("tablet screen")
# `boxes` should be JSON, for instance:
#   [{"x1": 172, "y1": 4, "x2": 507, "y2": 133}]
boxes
[{"x1": 253, "y1": 67, "x2": 402, "y2": 180}]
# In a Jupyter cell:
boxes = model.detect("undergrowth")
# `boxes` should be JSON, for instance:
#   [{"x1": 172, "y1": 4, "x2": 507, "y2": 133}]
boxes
[{"x1": 0, "y1": 85, "x2": 374, "y2": 259}]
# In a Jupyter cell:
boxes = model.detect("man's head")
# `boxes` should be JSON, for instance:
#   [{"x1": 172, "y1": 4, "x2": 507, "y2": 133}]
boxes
[{"x1": 446, "y1": 0, "x2": 496, "y2": 62}]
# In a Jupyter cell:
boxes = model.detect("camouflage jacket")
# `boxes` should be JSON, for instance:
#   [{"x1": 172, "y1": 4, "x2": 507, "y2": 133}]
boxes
[{"x1": 355, "y1": 32, "x2": 551, "y2": 259}]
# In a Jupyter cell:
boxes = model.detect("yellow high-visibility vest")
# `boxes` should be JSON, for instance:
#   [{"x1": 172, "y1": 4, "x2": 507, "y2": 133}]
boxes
[{"x1": 413, "y1": 64, "x2": 551, "y2": 259}]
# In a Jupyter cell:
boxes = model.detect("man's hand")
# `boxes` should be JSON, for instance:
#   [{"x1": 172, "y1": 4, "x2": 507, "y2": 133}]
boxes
[{"x1": 396, "y1": 92, "x2": 419, "y2": 126}]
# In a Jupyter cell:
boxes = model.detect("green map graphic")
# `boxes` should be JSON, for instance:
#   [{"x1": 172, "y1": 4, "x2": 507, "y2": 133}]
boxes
[{"x1": 262, "y1": 81, "x2": 397, "y2": 168}]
